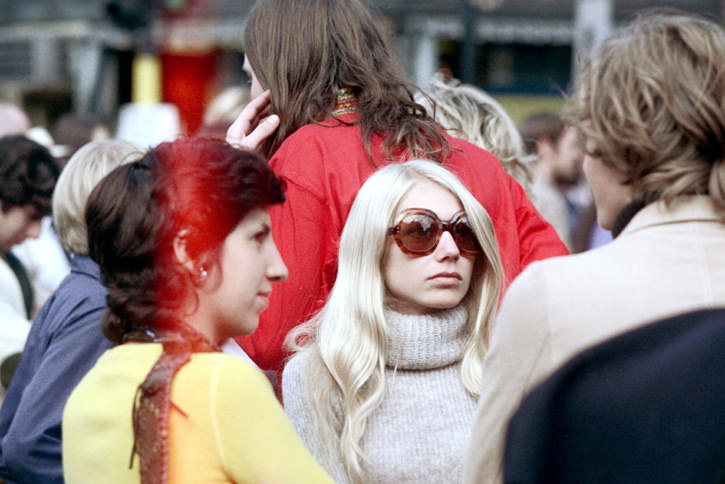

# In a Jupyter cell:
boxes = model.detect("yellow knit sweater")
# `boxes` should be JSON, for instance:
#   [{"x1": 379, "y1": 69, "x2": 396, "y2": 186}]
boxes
[{"x1": 63, "y1": 343, "x2": 333, "y2": 483}]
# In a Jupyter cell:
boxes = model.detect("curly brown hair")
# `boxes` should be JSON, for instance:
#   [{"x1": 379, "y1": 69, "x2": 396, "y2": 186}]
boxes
[{"x1": 0, "y1": 135, "x2": 58, "y2": 215}]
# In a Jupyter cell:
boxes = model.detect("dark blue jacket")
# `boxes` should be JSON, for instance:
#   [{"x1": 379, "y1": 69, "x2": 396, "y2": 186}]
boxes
[
  {"x1": 0, "y1": 255, "x2": 112, "y2": 484},
  {"x1": 504, "y1": 307, "x2": 725, "y2": 484}
]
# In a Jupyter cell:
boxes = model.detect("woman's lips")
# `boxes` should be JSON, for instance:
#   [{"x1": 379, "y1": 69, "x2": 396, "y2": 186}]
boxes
[{"x1": 428, "y1": 272, "x2": 462, "y2": 285}]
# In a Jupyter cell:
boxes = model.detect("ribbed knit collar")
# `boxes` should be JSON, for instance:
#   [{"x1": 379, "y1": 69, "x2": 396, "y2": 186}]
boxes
[{"x1": 384, "y1": 304, "x2": 468, "y2": 370}]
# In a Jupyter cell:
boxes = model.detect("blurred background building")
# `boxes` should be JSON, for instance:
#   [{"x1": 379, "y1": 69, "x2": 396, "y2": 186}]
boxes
[{"x1": 0, "y1": 0, "x2": 722, "y2": 136}]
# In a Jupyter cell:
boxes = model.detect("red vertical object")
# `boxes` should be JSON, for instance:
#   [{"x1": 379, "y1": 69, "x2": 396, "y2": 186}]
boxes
[{"x1": 161, "y1": 51, "x2": 217, "y2": 135}]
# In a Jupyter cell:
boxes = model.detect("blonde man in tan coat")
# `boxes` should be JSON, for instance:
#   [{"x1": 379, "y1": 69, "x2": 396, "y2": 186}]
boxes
[{"x1": 464, "y1": 11, "x2": 725, "y2": 484}]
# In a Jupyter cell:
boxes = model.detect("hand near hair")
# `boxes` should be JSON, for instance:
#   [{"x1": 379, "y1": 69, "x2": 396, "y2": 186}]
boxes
[{"x1": 226, "y1": 90, "x2": 280, "y2": 152}]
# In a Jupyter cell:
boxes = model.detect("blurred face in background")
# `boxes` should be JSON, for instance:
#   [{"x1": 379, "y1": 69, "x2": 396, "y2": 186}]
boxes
[
  {"x1": 0, "y1": 203, "x2": 43, "y2": 252},
  {"x1": 552, "y1": 126, "x2": 585, "y2": 187}
]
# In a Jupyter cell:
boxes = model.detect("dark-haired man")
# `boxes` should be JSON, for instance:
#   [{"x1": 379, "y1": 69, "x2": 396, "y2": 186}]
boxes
[{"x1": 0, "y1": 135, "x2": 59, "y2": 392}]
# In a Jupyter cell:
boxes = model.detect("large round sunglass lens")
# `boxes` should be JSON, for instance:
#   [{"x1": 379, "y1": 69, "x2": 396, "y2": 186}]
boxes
[
  {"x1": 453, "y1": 219, "x2": 478, "y2": 253},
  {"x1": 399, "y1": 214, "x2": 437, "y2": 253}
]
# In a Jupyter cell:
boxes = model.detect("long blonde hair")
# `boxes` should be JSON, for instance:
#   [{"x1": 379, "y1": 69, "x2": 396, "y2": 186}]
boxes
[{"x1": 286, "y1": 160, "x2": 502, "y2": 483}]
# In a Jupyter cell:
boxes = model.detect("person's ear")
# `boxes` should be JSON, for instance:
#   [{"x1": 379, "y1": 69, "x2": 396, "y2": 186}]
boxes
[{"x1": 173, "y1": 229, "x2": 195, "y2": 274}]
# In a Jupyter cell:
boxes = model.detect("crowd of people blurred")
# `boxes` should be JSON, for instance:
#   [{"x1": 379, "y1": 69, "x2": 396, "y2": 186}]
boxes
[{"x1": 0, "y1": 1, "x2": 724, "y2": 483}]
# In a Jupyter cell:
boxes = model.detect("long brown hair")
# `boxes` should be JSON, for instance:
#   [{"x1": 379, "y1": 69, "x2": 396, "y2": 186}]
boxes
[{"x1": 243, "y1": 0, "x2": 447, "y2": 162}]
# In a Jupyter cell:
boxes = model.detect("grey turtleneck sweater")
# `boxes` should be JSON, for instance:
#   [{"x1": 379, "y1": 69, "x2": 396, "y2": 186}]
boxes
[{"x1": 282, "y1": 305, "x2": 476, "y2": 483}]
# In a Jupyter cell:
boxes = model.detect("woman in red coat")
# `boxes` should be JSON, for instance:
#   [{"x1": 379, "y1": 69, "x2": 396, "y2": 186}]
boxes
[{"x1": 227, "y1": 0, "x2": 568, "y2": 375}]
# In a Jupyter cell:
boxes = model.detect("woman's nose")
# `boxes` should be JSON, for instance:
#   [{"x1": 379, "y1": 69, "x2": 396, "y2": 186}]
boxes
[
  {"x1": 267, "y1": 241, "x2": 288, "y2": 282},
  {"x1": 435, "y1": 230, "x2": 460, "y2": 259}
]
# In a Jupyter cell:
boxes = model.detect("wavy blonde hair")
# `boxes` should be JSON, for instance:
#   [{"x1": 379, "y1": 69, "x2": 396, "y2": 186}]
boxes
[
  {"x1": 286, "y1": 160, "x2": 502, "y2": 484},
  {"x1": 416, "y1": 74, "x2": 533, "y2": 192},
  {"x1": 567, "y1": 10, "x2": 725, "y2": 213}
]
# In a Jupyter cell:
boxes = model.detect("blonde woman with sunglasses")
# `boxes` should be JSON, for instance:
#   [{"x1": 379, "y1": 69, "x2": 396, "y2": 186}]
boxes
[{"x1": 282, "y1": 160, "x2": 503, "y2": 484}]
